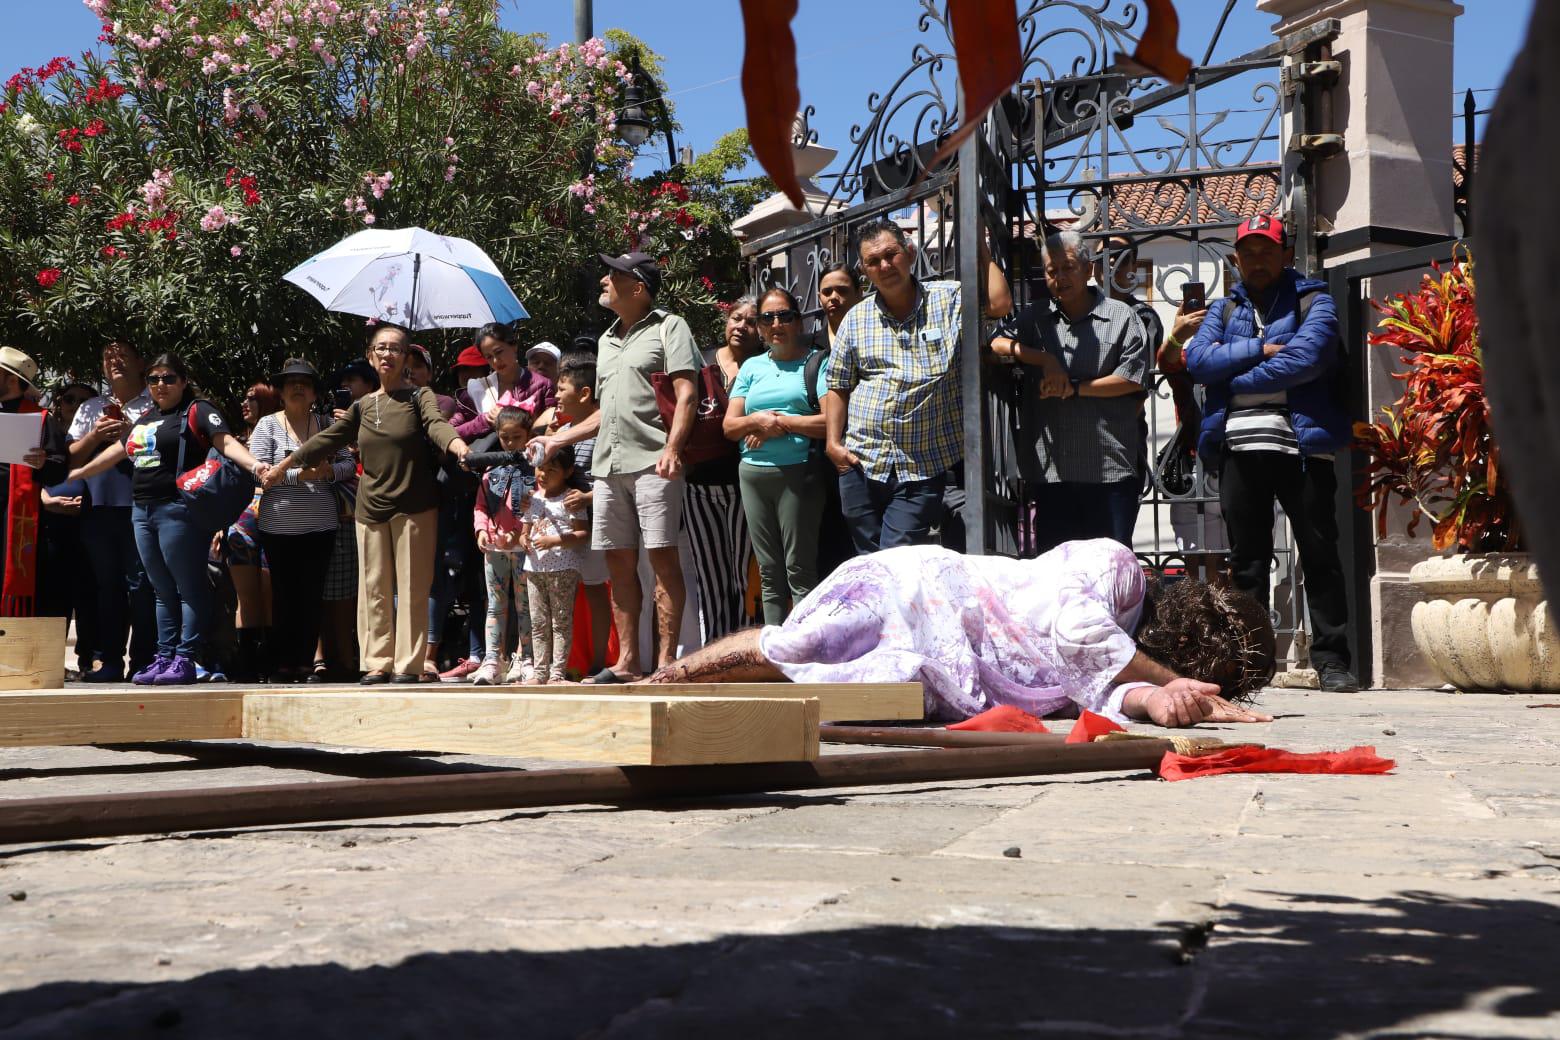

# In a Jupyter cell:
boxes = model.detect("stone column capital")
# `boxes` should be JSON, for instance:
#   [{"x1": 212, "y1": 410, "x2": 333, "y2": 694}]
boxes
[{"x1": 1257, "y1": 0, "x2": 1464, "y2": 33}]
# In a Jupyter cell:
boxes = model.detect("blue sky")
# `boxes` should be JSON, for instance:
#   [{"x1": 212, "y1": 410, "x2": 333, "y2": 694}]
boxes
[{"x1": 2, "y1": 0, "x2": 1530, "y2": 180}]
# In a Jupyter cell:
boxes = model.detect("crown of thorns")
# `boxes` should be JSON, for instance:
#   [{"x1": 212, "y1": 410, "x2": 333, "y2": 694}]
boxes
[{"x1": 1205, "y1": 583, "x2": 1271, "y2": 696}]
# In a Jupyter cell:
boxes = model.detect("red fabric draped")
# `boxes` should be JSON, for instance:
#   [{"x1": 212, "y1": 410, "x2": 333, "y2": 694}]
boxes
[
  {"x1": 1132, "y1": 0, "x2": 1192, "y2": 84},
  {"x1": 1066, "y1": 710, "x2": 1126, "y2": 744},
  {"x1": 739, "y1": 0, "x2": 804, "y2": 209},
  {"x1": 1, "y1": 399, "x2": 43, "y2": 617},
  {"x1": 947, "y1": 704, "x2": 1050, "y2": 733},
  {"x1": 1158, "y1": 745, "x2": 1396, "y2": 781}
]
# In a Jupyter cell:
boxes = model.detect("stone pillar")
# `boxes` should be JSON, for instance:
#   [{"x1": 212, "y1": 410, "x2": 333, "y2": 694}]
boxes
[{"x1": 1259, "y1": 0, "x2": 1463, "y2": 687}]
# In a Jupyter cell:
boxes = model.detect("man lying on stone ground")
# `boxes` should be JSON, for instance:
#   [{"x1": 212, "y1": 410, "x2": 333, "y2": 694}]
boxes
[{"x1": 644, "y1": 538, "x2": 1276, "y2": 729}]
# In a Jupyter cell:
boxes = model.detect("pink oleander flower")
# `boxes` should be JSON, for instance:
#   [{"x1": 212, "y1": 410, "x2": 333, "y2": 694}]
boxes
[
  {"x1": 199, "y1": 205, "x2": 231, "y2": 232},
  {"x1": 230, "y1": 245, "x2": 243, "y2": 257}
]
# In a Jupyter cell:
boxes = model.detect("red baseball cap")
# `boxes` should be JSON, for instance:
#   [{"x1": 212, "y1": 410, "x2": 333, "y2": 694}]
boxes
[
  {"x1": 455, "y1": 345, "x2": 489, "y2": 370},
  {"x1": 1235, "y1": 213, "x2": 1285, "y2": 246}
]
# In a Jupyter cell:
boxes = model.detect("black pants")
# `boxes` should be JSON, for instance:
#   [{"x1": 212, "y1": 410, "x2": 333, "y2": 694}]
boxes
[
  {"x1": 81, "y1": 505, "x2": 157, "y2": 674},
  {"x1": 257, "y1": 528, "x2": 336, "y2": 673},
  {"x1": 1028, "y1": 478, "x2": 1141, "y2": 557},
  {"x1": 1218, "y1": 452, "x2": 1350, "y2": 669}
]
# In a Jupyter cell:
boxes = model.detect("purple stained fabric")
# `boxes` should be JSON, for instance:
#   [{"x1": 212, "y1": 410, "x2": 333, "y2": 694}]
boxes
[{"x1": 758, "y1": 538, "x2": 1148, "y2": 722}]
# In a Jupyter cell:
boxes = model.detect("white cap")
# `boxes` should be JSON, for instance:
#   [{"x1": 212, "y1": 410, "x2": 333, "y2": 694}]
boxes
[{"x1": 526, "y1": 341, "x2": 561, "y2": 362}]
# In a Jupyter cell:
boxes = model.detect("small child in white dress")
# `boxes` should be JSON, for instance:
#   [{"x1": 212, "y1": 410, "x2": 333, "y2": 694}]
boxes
[{"x1": 518, "y1": 446, "x2": 589, "y2": 682}]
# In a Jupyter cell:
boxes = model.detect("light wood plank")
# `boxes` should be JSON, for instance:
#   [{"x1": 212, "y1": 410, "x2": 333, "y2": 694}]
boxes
[
  {"x1": 241, "y1": 691, "x2": 820, "y2": 765},
  {"x1": 0, "y1": 617, "x2": 67, "y2": 691},
  {"x1": 267, "y1": 682, "x2": 924, "y2": 723},
  {"x1": 0, "y1": 689, "x2": 243, "y2": 746}
]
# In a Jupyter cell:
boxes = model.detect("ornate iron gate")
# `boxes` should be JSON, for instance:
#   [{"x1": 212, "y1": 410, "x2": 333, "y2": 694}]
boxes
[{"x1": 742, "y1": 1, "x2": 1327, "y2": 667}]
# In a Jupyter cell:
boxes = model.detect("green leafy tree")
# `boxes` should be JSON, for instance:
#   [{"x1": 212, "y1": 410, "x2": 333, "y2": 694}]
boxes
[{"x1": 0, "y1": 0, "x2": 752, "y2": 402}]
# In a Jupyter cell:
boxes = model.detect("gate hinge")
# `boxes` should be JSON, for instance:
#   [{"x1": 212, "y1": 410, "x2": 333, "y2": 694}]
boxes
[
  {"x1": 1289, "y1": 132, "x2": 1345, "y2": 158},
  {"x1": 1283, "y1": 60, "x2": 1342, "y2": 89}
]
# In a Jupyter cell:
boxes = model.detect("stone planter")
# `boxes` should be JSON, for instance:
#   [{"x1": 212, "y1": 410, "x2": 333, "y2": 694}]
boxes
[{"x1": 1408, "y1": 553, "x2": 1560, "y2": 691}]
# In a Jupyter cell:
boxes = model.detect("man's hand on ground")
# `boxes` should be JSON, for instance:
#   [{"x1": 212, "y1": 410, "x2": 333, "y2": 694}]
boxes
[{"x1": 1127, "y1": 678, "x2": 1274, "y2": 727}]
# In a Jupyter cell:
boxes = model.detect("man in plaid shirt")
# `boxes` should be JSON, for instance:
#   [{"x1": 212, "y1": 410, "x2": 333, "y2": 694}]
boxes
[{"x1": 824, "y1": 219, "x2": 1008, "y2": 553}]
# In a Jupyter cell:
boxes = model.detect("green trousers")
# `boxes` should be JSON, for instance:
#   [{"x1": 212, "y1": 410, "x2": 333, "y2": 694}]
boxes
[{"x1": 737, "y1": 460, "x2": 825, "y2": 625}]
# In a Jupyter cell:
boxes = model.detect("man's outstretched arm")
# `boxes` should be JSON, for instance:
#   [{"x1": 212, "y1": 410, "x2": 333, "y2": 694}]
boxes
[{"x1": 643, "y1": 628, "x2": 785, "y2": 685}]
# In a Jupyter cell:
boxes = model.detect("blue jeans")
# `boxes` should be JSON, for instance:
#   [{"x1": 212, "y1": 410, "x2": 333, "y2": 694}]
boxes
[
  {"x1": 132, "y1": 499, "x2": 215, "y2": 659},
  {"x1": 82, "y1": 505, "x2": 157, "y2": 673},
  {"x1": 838, "y1": 467, "x2": 948, "y2": 555},
  {"x1": 1028, "y1": 478, "x2": 1141, "y2": 556}
]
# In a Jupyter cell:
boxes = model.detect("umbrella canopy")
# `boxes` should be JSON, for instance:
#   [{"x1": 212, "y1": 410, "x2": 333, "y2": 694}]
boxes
[{"x1": 283, "y1": 227, "x2": 528, "y2": 331}]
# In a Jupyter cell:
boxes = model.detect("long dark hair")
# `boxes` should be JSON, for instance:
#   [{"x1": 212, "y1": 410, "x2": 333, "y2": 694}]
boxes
[{"x1": 1134, "y1": 576, "x2": 1277, "y2": 701}]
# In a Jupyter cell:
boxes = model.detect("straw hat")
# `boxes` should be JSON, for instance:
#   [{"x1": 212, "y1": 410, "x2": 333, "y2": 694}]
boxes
[{"x1": 0, "y1": 347, "x2": 39, "y2": 389}]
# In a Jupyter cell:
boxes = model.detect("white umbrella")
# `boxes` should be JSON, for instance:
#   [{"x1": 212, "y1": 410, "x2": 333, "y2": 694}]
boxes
[{"x1": 283, "y1": 227, "x2": 529, "y2": 330}]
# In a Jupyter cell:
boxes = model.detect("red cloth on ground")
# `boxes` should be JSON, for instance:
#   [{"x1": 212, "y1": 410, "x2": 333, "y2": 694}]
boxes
[
  {"x1": 946, "y1": 705, "x2": 1050, "y2": 733},
  {"x1": 1158, "y1": 744, "x2": 1396, "y2": 781},
  {"x1": 1066, "y1": 710, "x2": 1125, "y2": 744}
]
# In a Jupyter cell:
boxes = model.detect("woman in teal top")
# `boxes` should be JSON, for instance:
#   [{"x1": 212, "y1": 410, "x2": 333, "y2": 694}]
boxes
[{"x1": 723, "y1": 287, "x2": 830, "y2": 623}]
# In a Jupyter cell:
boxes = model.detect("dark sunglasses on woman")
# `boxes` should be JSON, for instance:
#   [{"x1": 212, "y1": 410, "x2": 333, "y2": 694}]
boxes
[{"x1": 760, "y1": 310, "x2": 799, "y2": 325}]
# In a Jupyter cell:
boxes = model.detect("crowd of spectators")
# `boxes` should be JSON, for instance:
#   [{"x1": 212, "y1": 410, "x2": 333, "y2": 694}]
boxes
[{"x1": 2, "y1": 214, "x2": 1356, "y2": 692}]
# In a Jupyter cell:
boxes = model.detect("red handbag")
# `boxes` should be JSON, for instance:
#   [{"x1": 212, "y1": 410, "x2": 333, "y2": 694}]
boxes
[{"x1": 650, "y1": 363, "x2": 735, "y2": 467}]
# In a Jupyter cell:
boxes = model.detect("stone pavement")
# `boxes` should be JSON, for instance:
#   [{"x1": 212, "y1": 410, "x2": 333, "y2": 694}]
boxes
[{"x1": 0, "y1": 688, "x2": 1557, "y2": 1038}]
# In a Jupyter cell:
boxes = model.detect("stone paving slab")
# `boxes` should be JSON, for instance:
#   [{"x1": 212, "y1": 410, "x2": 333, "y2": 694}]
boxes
[{"x1": 0, "y1": 689, "x2": 1557, "y2": 1037}]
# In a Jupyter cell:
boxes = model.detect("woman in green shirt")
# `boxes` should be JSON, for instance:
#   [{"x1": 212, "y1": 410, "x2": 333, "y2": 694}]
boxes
[
  {"x1": 723, "y1": 288, "x2": 828, "y2": 624},
  {"x1": 263, "y1": 324, "x2": 471, "y2": 684}
]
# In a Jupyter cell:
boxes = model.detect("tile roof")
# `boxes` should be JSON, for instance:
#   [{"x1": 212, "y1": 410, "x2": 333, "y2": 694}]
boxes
[
  {"x1": 1453, "y1": 144, "x2": 1478, "y2": 189},
  {"x1": 1100, "y1": 170, "x2": 1282, "y2": 229}
]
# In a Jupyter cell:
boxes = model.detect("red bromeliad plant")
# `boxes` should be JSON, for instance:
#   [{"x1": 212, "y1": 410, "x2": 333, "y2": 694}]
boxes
[{"x1": 1354, "y1": 251, "x2": 1518, "y2": 552}]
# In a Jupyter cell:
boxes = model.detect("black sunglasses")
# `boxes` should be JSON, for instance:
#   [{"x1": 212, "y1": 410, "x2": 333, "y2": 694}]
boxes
[
  {"x1": 146, "y1": 373, "x2": 182, "y2": 386},
  {"x1": 759, "y1": 310, "x2": 799, "y2": 325}
]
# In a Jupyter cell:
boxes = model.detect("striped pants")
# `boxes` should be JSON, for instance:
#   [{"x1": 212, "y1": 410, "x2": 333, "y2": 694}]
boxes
[{"x1": 682, "y1": 482, "x2": 752, "y2": 645}]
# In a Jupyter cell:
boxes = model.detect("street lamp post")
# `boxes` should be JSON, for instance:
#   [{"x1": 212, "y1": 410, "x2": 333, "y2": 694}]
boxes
[
  {"x1": 574, "y1": 0, "x2": 591, "y2": 45},
  {"x1": 616, "y1": 56, "x2": 679, "y2": 170}
]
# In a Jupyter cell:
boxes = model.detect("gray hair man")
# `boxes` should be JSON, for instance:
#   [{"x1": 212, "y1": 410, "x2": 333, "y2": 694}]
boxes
[
  {"x1": 526, "y1": 252, "x2": 702, "y2": 682},
  {"x1": 989, "y1": 230, "x2": 1150, "y2": 553}
]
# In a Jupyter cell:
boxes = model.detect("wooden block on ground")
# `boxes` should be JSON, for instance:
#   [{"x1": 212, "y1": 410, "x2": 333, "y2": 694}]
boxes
[
  {"x1": 0, "y1": 689, "x2": 243, "y2": 747},
  {"x1": 315, "y1": 682, "x2": 925, "y2": 723},
  {"x1": 242, "y1": 691, "x2": 821, "y2": 765},
  {"x1": 0, "y1": 617, "x2": 67, "y2": 691}
]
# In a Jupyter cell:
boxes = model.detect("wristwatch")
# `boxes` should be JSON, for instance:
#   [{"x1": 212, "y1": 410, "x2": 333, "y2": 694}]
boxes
[{"x1": 1069, "y1": 378, "x2": 1081, "y2": 396}]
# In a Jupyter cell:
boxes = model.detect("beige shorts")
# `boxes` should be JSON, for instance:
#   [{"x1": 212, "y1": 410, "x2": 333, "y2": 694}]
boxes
[
  {"x1": 592, "y1": 469, "x2": 684, "y2": 551},
  {"x1": 578, "y1": 546, "x2": 609, "y2": 585}
]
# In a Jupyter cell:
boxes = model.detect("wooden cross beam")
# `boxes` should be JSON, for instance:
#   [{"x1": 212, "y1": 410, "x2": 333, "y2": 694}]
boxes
[{"x1": 0, "y1": 683, "x2": 924, "y2": 766}]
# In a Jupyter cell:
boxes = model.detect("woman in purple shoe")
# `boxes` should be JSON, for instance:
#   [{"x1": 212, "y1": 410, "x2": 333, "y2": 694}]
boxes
[{"x1": 71, "y1": 354, "x2": 269, "y2": 685}]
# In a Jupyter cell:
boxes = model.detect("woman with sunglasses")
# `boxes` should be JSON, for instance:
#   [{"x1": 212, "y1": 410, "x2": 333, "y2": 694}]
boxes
[
  {"x1": 71, "y1": 354, "x2": 270, "y2": 685},
  {"x1": 723, "y1": 288, "x2": 828, "y2": 623},
  {"x1": 263, "y1": 324, "x2": 472, "y2": 684}
]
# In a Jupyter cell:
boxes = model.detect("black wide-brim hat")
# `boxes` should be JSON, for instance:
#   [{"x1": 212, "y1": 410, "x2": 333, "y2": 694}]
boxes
[{"x1": 272, "y1": 358, "x2": 323, "y2": 391}]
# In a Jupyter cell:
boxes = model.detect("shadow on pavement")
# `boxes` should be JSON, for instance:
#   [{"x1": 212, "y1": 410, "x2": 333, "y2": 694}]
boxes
[{"x1": 0, "y1": 889, "x2": 1556, "y2": 1037}]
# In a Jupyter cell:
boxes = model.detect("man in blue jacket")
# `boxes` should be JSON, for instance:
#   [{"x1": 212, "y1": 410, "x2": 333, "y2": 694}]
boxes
[{"x1": 1185, "y1": 214, "x2": 1358, "y2": 692}]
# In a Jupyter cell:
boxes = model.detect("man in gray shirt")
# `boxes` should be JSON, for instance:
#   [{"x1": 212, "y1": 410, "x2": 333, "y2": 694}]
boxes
[{"x1": 990, "y1": 231, "x2": 1149, "y2": 554}]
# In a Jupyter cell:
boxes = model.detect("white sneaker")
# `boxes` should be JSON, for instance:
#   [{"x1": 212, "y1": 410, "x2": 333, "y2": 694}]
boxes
[
  {"x1": 505, "y1": 659, "x2": 538, "y2": 684},
  {"x1": 470, "y1": 661, "x2": 500, "y2": 685}
]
